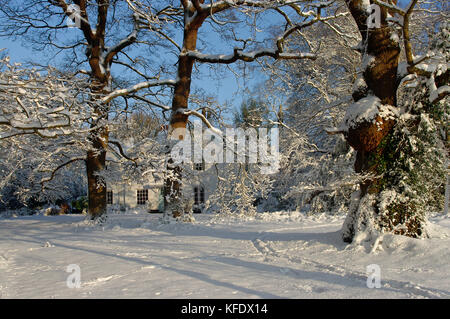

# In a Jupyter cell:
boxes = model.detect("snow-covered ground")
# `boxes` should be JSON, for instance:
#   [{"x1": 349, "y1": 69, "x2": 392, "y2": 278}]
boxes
[{"x1": 1, "y1": 210, "x2": 449, "y2": 299}]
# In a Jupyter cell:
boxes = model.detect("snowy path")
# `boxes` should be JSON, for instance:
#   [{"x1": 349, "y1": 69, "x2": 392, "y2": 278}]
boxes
[{"x1": 0, "y1": 211, "x2": 449, "y2": 298}]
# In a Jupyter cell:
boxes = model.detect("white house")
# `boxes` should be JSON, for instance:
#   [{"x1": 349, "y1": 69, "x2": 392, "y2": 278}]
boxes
[
  {"x1": 104, "y1": 137, "x2": 166, "y2": 212},
  {"x1": 104, "y1": 120, "x2": 269, "y2": 213},
  {"x1": 107, "y1": 178, "x2": 164, "y2": 212},
  {"x1": 106, "y1": 161, "x2": 219, "y2": 214}
]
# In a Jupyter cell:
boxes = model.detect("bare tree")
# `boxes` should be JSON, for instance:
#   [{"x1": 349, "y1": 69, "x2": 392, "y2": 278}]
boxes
[
  {"x1": 0, "y1": 1, "x2": 176, "y2": 220},
  {"x1": 128, "y1": 0, "x2": 347, "y2": 219},
  {"x1": 0, "y1": 53, "x2": 90, "y2": 210},
  {"x1": 262, "y1": 11, "x2": 361, "y2": 213}
]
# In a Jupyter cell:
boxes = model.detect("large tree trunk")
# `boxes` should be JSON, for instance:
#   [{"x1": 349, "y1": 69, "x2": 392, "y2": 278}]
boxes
[
  {"x1": 347, "y1": 0, "x2": 400, "y2": 190},
  {"x1": 85, "y1": 50, "x2": 111, "y2": 220},
  {"x1": 86, "y1": 124, "x2": 108, "y2": 219},
  {"x1": 342, "y1": 0, "x2": 403, "y2": 242},
  {"x1": 164, "y1": 10, "x2": 206, "y2": 218}
]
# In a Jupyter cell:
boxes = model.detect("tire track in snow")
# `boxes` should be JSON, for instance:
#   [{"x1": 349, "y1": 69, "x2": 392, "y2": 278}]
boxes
[
  {"x1": 82, "y1": 274, "x2": 124, "y2": 287},
  {"x1": 251, "y1": 230, "x2": 450, "y2": 299},
  {"x1": 80, "y1": 265, "x2": 158, "y2": 289},
  {"x1": 0, "y1": 254, "x2": 9, "y2": 269},
  {"x1": 0, "y1": 255, "x2": 7, "y2": 298}
]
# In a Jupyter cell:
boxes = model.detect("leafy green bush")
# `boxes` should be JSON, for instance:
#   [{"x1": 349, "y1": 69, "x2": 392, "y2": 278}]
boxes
[{"x1": 71, "y1": 196, "x2": 88, "y2": 214}]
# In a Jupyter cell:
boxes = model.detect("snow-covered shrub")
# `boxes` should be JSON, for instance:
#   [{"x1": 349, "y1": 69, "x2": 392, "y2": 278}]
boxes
[
  {"x1": 253, "y1": 13, "x2": 361, "y2": 215},
  {"x1": 71, "y1": 196, "x2": 88, "y2": 214},
  {"x1": 0, "y1": 55, "x2": 89, "y2": 212},
  {"x1": 0, "y1": 136, "x2": 87, "y2": 212},
  {"x1": 207, "y1": 163, "x2": 272, "y2": 217}
]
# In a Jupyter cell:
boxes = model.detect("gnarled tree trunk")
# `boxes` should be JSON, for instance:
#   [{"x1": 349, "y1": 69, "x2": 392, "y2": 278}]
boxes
[
  {"x1": 342, "y1": 0, "x2": 449, "y2": 244},
  {"x1": 342, "y1": 0, "x2": 403, "y2": 242}
]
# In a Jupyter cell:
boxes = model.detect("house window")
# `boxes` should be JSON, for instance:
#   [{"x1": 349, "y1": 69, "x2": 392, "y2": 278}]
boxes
[
  {"x1": 137, "y1": 189, "x2": 148, "y2": 205},
  {"x1": 107, "y1": 190, "x2": 113, "y2": 205},
  {"x1": 194, "y1": 186, "x2": 205, "y2": 205},
  {"x1": 194, "y1": 162, "x2": 205, "y2": 171}
]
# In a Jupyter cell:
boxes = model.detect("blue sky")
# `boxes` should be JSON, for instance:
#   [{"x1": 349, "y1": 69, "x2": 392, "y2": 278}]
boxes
[
  {"x1": 0, "y1": 1, "x2": 293, "y2": 123},
  {"x1": 0, "y1": 0, "x2": 415, "y2": 110},
  {"x1": 0, "y1": 29, "x2": 256, "y2": 123},
  {"x1": 5, "y1": 0, "x2": 416, "y2": 121}
]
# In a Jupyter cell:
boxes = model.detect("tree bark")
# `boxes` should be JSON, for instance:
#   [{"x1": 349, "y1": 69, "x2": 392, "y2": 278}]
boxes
[
  {"x1": 164, "y1": 7, "x2": 207, "y2": 218},
  {"x1": 346, "y1": 0, "x2": 400, "y2": 188},
  {"x1": 342, "y1": 0, "x2": 402, "y2": 242},
  {"x1": 85, "y1": 47, "x2": 112, "y2": 220},
  {"x1": 86, "y1": 108, "x2": 109, "y2": 219},
  {"x1": 86, "y1": 133, "x2": 108, "y2": 218}
]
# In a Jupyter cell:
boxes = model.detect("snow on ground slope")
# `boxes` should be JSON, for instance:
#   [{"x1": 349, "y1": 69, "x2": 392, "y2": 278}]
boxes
[{"x1": 0, "y1": 210, "x2": 449, "y2": 299}]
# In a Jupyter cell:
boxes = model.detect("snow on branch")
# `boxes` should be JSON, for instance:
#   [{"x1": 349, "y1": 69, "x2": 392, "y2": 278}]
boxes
[
  {"x1": 184, "y1": 48, "x2": 316, "y2": 64},
  {"x1": 177, "y1": 109, "x2": 223, "y2": 135},
  {"x1": 108, "y1": 139, "x2": 138, "y2": 164},
  {"x1": 104, "y1": 13, "x2": 140, "y2": 66},
  {"x1": 429, "y1": 85, "x2": 450, "y2": 104},
  {"x1": 0, "y1": 57, "x2": 89, "y2": 139},
  {"x1": 182, "y1": 1, "x2": 348, "y2": 65},
  {"x1": 100, "y1": 79, "x2": 176, "y2": 104},
  {"x1": 40, "y1": 157, "x2": 86, "y2": 189},
  {"x1": 204, "y1": 0, "x2": 335, "y2": 15}
]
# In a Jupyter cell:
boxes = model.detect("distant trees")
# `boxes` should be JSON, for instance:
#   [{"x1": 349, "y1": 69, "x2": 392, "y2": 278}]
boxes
[
  {"x1": 128, "y1": 0, "x2": 346, "y2": 219},
  {"x1": 266, "y1": 10, "x2": 360, "y2": 213},
  {"x1": 0, "y1": 0, "x2": 447, "y2": 244},
  {"x1": 0, "y1": 135, "x2": 86, "y2": 211},
  {"x1": 234, "y1": 99, "x2": 268, "y2": 129},
  {"x1": 205, "y1": 97, "x2": 273, "y2": 216},
  {"x1": 0, "y1": 54, "x2": 89, "y2": 210},
  {"x1": 106, "y1": 111, "x2": 166, "y2": 187}
]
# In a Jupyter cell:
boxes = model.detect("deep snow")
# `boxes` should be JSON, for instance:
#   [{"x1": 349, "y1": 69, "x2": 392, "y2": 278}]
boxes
[{"x1": 0, "y1": 210, "x2": 449, "y2": 299}]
